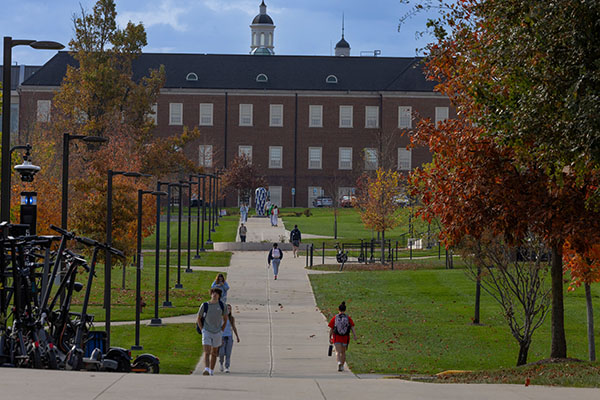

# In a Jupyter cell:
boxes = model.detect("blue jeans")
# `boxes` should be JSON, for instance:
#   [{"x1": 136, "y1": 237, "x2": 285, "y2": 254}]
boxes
[
  {"x1": 219, "y1": 336, "x2": 234, "y2": 368},
  {"x1": 272, "y1": 259, "x2": 281, "y2": 276}
]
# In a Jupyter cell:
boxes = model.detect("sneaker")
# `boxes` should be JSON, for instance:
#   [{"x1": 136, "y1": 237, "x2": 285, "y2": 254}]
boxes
[
  {"x1": 209, "y1": 369, "x2": 214, "y2": 376},
  {"x1": 203, "y1": 368, "x2": 210, "y2": 376},
  {"x1": 338, "y1": 363, "x2": 344, "y2": 372},
  {"x1": 274, "y1": 275, "x2": 277, "y2": 280},
  {"x1": 219, "y1": 363, "x2": 224, "y2": 372},
  {"x1": 225, "y1": 367, "x2": 230, "y2": 373}
]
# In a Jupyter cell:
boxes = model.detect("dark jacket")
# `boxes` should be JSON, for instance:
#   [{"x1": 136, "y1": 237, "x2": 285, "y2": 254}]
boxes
[
  {"x1": 290, "y1": 228, "x2": 301, "y2": 242},
  {"x1": 268, "y1": 247, "x2": 284, "y2": 263}
]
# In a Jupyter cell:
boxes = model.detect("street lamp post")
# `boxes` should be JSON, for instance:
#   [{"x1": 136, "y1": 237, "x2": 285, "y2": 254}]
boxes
[
  {"x1": 175, "y1": 181, "x2": 188, "y2": 289},
  {"x1": 105, "y1": 170, "x2": 151, "y2": 347},
  {"x1": 150, "y1": 181, "x2": 167, "y2": 326},
  {"x1": 184, "y1": 178, "x2": 198, "y2": 273},
  {"x1": 62, "y1": 133, "x2": 108, "y2": 229},
  {"x1": 2, "y1": 37, "x2": 64, "y2": 222},
  {"x1": 133, "y1": 189, "x2": 166, "y2": 351},
  {"x1": 192, "y1": 174, "x2": 206, "y2": 257},
  {"x1": 206, "y1": 174, "x2": 214, "y2": 244},
  {"x1": 163, "y1": 183, "x2": 179, "y2": 307},
  {"x1": 211, "y1": 174, "x2": 217, "y2": 232},
  {"x1": 215, "y1": 171, "x2": 220, "y2": 226}
]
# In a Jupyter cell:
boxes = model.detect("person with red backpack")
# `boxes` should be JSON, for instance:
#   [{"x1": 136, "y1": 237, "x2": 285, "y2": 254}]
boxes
[{"x1": 328, "y1": 301, "x2": 356, "y2": 372}]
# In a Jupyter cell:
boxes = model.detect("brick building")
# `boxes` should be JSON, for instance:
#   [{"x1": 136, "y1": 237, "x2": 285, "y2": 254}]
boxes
[{"x1": 15, "y1": 2, "x2": 453, "y2": 207}]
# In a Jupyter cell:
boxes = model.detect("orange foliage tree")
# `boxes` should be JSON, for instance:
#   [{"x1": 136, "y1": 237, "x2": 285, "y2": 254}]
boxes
[
  {"x1": 355, "y1": 168, "x2": 403, "y2": 263},
  {"x1": 220, "y1": 155, "x2": 267, "y2": 204}
]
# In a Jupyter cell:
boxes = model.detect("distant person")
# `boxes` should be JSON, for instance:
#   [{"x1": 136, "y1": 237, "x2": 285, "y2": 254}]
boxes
[
  {"x1": 328, "y1": 301, "x2": 356, "y2": 372},
  {"x1": 270, "y1": 205, "x2": 279, "y2": 227},
  {"x1": 240, "y1": 203, "x2": 249, "y2": 223},
  {"x1": 264, "y1": 199, "x2": 271, "y2": 217},
  {"x1": 267, "y1": 243, "x2": 283, "y2": 280},
  {"x1": 211, "y1": 273, "x2": 230, "y2": 304},
  {"x1": 239, "y1": 223, "x2": 247, "y2": 243},
  {"x1": 197, "y1": 288, "x2": 227, "y2": 376},
  {"x1": 290, "y1": 225, "x2": 302, "y2": 257},
  {"x1": 219, "y1": 304, "x2": 240, "y2": 373}
]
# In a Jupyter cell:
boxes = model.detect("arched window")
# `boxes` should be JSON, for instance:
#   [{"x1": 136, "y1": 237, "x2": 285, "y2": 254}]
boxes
[
  {"x1": 256, "y1": 73, "x2": 268, "y2": 83},
  {"x1": 326, "y1": 75, "x2": 338, "y2": 84},
  {"x1": 268, "y1": 32, "x2": 273, "y2": 46},
  {"x1": 186, "y1": 72, "x2": 198, "y2": 81},
  {"x1": 260, "y1": 32, "x2": 265, "y2": 46},
  {"x1": 253, "y1": 32, "x2": 257, "y2": 46}
]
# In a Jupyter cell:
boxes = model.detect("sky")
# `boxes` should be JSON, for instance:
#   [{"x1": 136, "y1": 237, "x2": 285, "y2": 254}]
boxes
[{"x1": 1, "y1": 0, "x2": 441, "y2": 66}]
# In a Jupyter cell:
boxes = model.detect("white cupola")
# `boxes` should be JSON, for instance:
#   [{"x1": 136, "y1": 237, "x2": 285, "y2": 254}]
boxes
[{"x1": 250, "y1": 1, "x2": 275, "y2": 55}]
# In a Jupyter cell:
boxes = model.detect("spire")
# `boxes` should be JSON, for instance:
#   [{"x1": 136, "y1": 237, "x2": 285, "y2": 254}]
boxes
[
  {"x1": 335, "y1": 13, "x2": 350, "y2": 56},
  {"x1": 251, "y1": 1, "x2": 275, "y2": 55},
  {"x1": 260, "y1": 1, "x2": 267, "y2": 14},
  {"x1": 342, "y1": 13, "x2": 345, "y2": 38}
]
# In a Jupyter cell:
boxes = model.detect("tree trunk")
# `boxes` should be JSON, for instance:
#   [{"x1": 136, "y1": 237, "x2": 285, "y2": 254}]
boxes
[
  {"x1": 517, "y1": 340, "x2": 531, "y2": 366},
  {"x1": 550, "y1": 245, "x2": 567, "y2": 358},
  {"x1": 473, "y1": 267, "x2": 481, "y2": 324},
  {"x1": 381, "y1": 230, "x2": 385, "y2": 264},
  {"x1": 585, "y1": 283, "x2": 596, "y2": 362}
]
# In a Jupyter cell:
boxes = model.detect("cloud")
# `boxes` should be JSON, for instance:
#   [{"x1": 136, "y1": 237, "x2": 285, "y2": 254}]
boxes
[
  {"x1": 202, "y1": 0, "x2": 259, "y2": 16},
  {"x1": 118, "y1": 0, "x2": 188, "y2": 32}
]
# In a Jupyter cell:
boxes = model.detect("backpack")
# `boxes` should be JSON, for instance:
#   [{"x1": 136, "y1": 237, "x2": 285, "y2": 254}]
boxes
[
  {"x1": 291, "y1": 229, "x2": 300, "y2": 241},
  {"x1": 196, "y1": 300, "x2": 225, "y2": 334},
  {"x1": 333, "y1": 313, "x2": 350, "y2": 336},
  {"x1": 272, "y1": 248, "x2": 281, "y2": 259}
]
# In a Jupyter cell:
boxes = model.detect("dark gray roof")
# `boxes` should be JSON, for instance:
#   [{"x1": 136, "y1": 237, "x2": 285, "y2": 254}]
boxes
[
  {"x1": 22, "y1": 51, "x2": 436, "y2": 92},
  {"x1": 0, "y1": 65, "x2": 42, "y2": 90},
  {"x1": 335, "y1": 37, "x2": 350, "y2": 49},
  {"x1": 252, "y1": 14, "x2": 274, "y2": 24}
]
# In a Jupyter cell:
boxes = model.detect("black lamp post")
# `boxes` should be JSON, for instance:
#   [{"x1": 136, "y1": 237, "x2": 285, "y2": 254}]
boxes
[
  {"x1": 150, "y1": 181, "x2": 167, "y2": 326},
  {"x1": 206, "y1": 174, "x2": 214, "y2": 244},
  {"x1": 61, "y1": 133, "x2": 108, "y2": 229},
  {"x1": 105, "y1": 170, "x2": 151, "y2": 347},
  {"x1": 133, "y1": 189, "x2": 166, "y2": 351},
  {"x1": 1, "y1": 37, "x2": 64, "y2": 222},
  {"x1": 214, "y1": 171, "x2": 221, "y2": 226},
  {"x1": 175, "y1": 181, "x2": 188, "y2": 289},
  {"x1": 192, "y1": 174, "x2": 207, "y2": 257},
  {"x1": 183, "y1": 178, "x2": 198, "y2": 273},
  {"x1": 211, "y1": 173, "x2": 217, "y2": 232},
  {"x1": 163, "y1": 182, "x2": 179, "y2": 307}
]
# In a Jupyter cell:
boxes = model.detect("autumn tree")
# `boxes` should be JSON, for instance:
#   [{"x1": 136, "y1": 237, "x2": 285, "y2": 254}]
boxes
[
  {"x1": 356, "y1": 168, "x2": 403, "y2": 263},
  {"x1": 220, "y1": 154, "x2": 267, "y2": 204}
]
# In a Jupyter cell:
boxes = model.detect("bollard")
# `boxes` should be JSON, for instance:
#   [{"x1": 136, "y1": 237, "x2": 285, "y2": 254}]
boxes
[
  {"x1": 306, "y1": 244, "x2": 309, "y2": 268},
  {"x1": 322, "y1": 242, "x2": 325, "y2": 265},
  {"x1": 310, "y1": 244, "x2": 314, "y2": 267}
]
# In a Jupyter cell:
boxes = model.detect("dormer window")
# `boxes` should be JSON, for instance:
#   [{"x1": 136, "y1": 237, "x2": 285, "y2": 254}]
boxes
[
  {"x1": 186, "y1": 72, "x2": 198, "y2": 81},
  {"x1": 326, "y1": 75, "x2": 338, "y2": 84},
  {"x1": 256, "y1": 73, "x2": 268, "y2": 83}
]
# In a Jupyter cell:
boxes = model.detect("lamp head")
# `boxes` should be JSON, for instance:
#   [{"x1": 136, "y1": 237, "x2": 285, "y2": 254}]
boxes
[
  {"x1": 14, "y1": 159, "x2": 41, "y2": 182},
  {"x1": 29, "y1": 41, "x2": 65, "y2": 50}
]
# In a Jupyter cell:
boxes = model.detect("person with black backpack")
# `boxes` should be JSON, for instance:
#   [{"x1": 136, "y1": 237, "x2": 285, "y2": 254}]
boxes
[
  {"x1": 290, "y1": 225, "x2": 302, "y2": 258},
  {"x1": 328, "y1": 301, "x2": 356, "y2": 372},
  {"x1": 197, "y1": 287, "x2": 228, "y2": 376},
  {"x1": 267, "y1": 243, "x2": 284, "y2": 280}
]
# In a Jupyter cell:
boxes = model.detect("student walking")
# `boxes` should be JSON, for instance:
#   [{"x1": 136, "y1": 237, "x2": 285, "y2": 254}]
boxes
[
  {"x1": 239, "y1": 223, "x2": 247, "y2": 242},
  {"x1": 197, "y1": 288, "x2": 228, "y2": 376},
  {"x1": 267, "y1": 243, "x2": 283, "y2": 280},
  {"x1": 211, "y1": 273, "x2": 230, "y2": 304},
  {"x1": 328, "y1": 301, "x2": 356, "y2": 372},
  {"x1": 219, "y1": 304, "x2": 240, "y2": 373},
  {"x1": 240, "y1": 203, "x2": 248, "y2": 223},
  {"x1": 270, "y1": 205, "x2": 279, "y2": 226},
  {"x1": 290, "y1": 225, "x2": 302, "y2": 257}
]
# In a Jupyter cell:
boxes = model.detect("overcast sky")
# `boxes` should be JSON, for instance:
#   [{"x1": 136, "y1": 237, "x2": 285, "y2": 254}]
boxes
[{"x1": 1, "y1": 0, "x2": 440, "y2": 66}]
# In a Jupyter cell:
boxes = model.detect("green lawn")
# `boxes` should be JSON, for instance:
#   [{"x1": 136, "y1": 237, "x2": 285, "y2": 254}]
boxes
[
  {"x1": 309, "y1": 268, "x2": 600, "y2": 378},
  {"x1": 142, "y1": 251, "x2": 232, "y2": 267},
  {"x1": 142, "y1": 214, "x2": 238, "y2": 250},
  {"x1": 279, "y1": 207, "x2": 437, "y2": 246},
  {"x1": 70, "y1": 265, "x2": 223, "y2": 322},
  {"x1": 106, "y1": 323, "x2": 202, "y2": 375}
]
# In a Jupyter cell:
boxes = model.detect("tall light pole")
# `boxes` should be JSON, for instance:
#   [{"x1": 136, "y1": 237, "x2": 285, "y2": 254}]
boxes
[
  {"x1": 105, "y1": 170, "x2": 151, "y2": 347},
  {"x1": 175, "y1": 181, "x2": 188, "y2": 289},
  {"x1": 61, "y1": 133, "x2": 108, "y2": 229},
  {"x1": 2, "y1": 37, "x2": 64, "y2": 222},
  {"x1": 191, "y1": 174, "x2": 206, "y2": 257},
  {"x1": 183, "y1": 178, "x2": 198, "y2": 273}
]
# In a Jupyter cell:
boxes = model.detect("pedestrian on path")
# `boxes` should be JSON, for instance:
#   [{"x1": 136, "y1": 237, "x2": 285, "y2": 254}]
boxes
[
  {"x1": 197, "y1": 288, "x2": 228, "y2": 376},
  {"x1": 270, "y1": 205, "x2": 279, "y2": 227},
  {"x1": 267, "y1": 243, "x2": 283, "y2": 280},
  {"x1": 290, "y1": 225, "x2": 302, "y2": 257},
  {"x1": 219, "y1": 304, "x2": 240, "y2": 373},
  {"x1": 328, "y1": 301, "x2": 356, "y2": 372},
  {"x1": 239, "y1": 223, "x2": 247, "y2": 243},
  {"x1": 211, "y1": 273, "x2": 230, "y2": 304},
  {"x1": 240, "y1": 203, "x2": 249, "y2": 223}
]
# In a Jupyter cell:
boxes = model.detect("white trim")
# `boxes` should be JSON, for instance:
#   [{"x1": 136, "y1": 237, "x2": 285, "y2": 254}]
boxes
[
  {"x1": 309, "y1": 105, "x2": 323, "y2": 128},
  {"x1": 239, "y1": 145, "x2": 253, "y2": 162},
  {"x1": 239, "y1": 104, "x2": 253, "y2": 126},
  {"x1": 308, "y1": 147, "x2": 322, "y2": 169},
  {"x1": 169, "y1": 103, "x2": 183, "y2": 125},
  {"x1": 338, "y1": 147, "x2": 352, "y2": 170},
  {"x1": 199, "y1": 144, "x2": 213, "y2": 168},
  {"x1": 364, "y1": 148, "x2": 378, "y2": 170},
  {"x1": 269, "y1": 146, "x2": 283, "y2": 169},
  {"x1": 365, "y1": 106, "x2": 379, "y2": 128},
  {"x1": 398, "y1": 148, "x2": 412, "y2": 171},
  {"x1": 398, "y1": 106, "x2": 412, "y2": 129},
  {"x1": 269, "y1": 104, "x2": 283, "y2": 127},
  {"x1": 339, "y1": 105, "x2": 353, "y2": 128},
  {"x1": 199, "y1": 103, "x2": 213, "y2": 126}
]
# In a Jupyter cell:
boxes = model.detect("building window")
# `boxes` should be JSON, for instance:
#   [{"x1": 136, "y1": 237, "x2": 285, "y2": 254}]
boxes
[
  {"x1": 309, "y1": 105, "x2": 323, "y2": 127},
  {"x1": 326, "y1": 75, "x2": 338, "y2": 84},
  {"x1": 253, "y1": 32, "x2": 257, "y2": 46},
  {"x1": 270, "y1": 104, "x2": 283, "y2": 127},
  {"x1": 365, "y1": 106, "x2": 379, "y2": 128},
  {"x1": 199, "y1": 145, "x2": 213, "y2": 168},
  {"x1": 364, "y1": 148, "x2": 378, "y2": 170},
  {"x1": 308, "y1": 147, "x2": 322, "y2": 169},
  {"x1": 269, "y1": 146, "x2": 283, "y2": 169},
  {"x1": 268, "y1": 32, "x2": 273, "y2": 46},
  {"x1": 199, "y1": 103, "x2": 213, "y2": 126},
  {"x1": 398, "y1": 106, "x2": 412, "y2": 129},
  {"x1": 148, "y1": 103, "x2": 158, "y2": 125},
  {"x1": 398, "y1": 148, "x2": 412, "y2": 171},
  {"x1": 186, "y1": 72, "x2": 198, "y2": 81},
  {"x1": 169, "y1": 103, "x2": 183, "y2": 125},
  {"x1": 36, "y1": 100, "x2": 51, "y2": 123},
  {"x1": 239, "y1": 145, "x2": 253, "y2": 163},
  {"x1": 269, "y1": 186, "x2": 282, "y2": 207},
  {"x1": 339, "y1": 147, "x2": 352, "y2": 170},
  {"x1": 256, "y1": 73, "x2": 268, "y2": 83},
  {"x1": 239, "y1": 104, "x2": 253, "y2": 126},
  {"x1": 435, "y1": 107, "x2": 449, "y2": 126},
  {"x1": 260, "y1": 32, "x2": 265, "y2": 46},
  {"x1": 339, "y1": 106, "x2": 353, "y2": 128}
]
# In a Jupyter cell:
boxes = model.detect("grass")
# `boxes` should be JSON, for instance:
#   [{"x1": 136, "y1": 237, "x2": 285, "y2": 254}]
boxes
[
  {"x1": 307, "y1": 257, "x2": 467, "y2": 271},
  {"x1": 142, "y1": 251, "x2": 232, "y2": 267},
  {"x1": 105, "y1": 323, "x2": 202, "y2": 375},
  {"x1": 309, "y1": 267, "x2": 600, "y2": 385},
  {"x1": 70, "y1": 265, "x2": 223, "y2": 322},
  {"x1": 279, "y1": 207, "x2": 437, "y2": 246}
]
